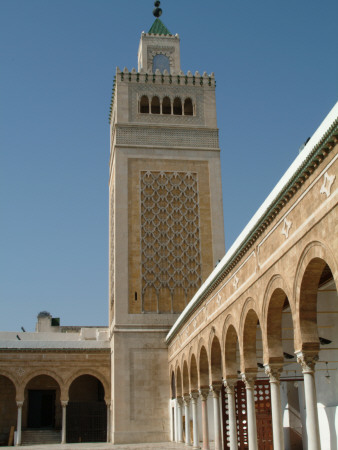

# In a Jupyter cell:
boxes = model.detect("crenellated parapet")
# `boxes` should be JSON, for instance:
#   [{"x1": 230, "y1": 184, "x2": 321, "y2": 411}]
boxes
[{"x1": 108, "y1": 68, "x2": 216, "y2": 124}]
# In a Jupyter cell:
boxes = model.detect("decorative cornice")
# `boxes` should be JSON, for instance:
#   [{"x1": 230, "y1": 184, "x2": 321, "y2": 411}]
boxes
[{"x1": 0, "y1": 348, "x2": 110, "y2": 354}]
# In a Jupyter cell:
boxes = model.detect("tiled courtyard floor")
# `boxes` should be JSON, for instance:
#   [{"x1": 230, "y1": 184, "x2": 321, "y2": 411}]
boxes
[{"x1": 2, "y1": 443, "x2": 216, "y2": 449}]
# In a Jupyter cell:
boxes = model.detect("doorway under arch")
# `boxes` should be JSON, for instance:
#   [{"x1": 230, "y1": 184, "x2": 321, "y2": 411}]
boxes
[
  {"x1": 0, "y1": 375, "x2": 17, "y2": 445},
  {"x1": 67, "y1": 374, "x2": 107, "y2": 443},
  {"x1": 25, "y1": 375, "x2": 61, "y2": 430}
]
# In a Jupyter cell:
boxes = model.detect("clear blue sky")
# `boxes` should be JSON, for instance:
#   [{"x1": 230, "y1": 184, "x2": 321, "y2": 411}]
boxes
[{"x1": 1, "y1": 0, "x2": 337, "y2": 331}]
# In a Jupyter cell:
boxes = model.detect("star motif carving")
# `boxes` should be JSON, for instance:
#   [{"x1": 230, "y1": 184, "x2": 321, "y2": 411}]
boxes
[
  {"x1": 216, "y1": 294, "x2": 221, "y2": 305},
  {"x1": 233, "y1": 276, "x2": 239, "y2": 290},
  {"x1": 281, "y1": 218, "x2": 292, "y2": 239},
  {"x1": 320, "y1": 172, "x2": 336, "y2": 198},
  {"x1": 193, "y1": 319, "x2": 197, "y2": 329},
  {"x1": 16, "y1": 368, "x2": 25, "y2": 377}
]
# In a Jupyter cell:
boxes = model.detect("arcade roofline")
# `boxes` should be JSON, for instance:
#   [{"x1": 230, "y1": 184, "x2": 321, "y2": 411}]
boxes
[{"x1": 166, "y1": 101, "x2": 338, "y2": 344}]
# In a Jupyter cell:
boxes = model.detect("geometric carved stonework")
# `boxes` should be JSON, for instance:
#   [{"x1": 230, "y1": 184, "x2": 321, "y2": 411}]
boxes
[
  {"x1": 320, "y1": 171, "x2": 335, "y2": 198},
  {"x1": 140, "y1": 171, "x2": 202, "y2": 313},
  {"x1": 281, "y1": 217, "x2": 292, "y2": 239}
]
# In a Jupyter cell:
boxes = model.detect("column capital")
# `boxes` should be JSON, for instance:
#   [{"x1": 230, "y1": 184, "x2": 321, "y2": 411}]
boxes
[
  {"x1": 61, "y1": 400, "x2": 68, "y2": 407},
  {"x1": 183, "y1": 395, "x2": 191, "y2": 406},
  {"x1": 190, "y1": 391, "x2": 199, "y2": 402},
  {"x1": 16, "y1": 401, "x2": 24, "y2": 408},
  {"x1": 223, "y1": 378, "x2": 237, "y2": 394},
  {"x1": 210, "y1": 383, "x2": 222, "y2": 398},
  {"x1": 199, "y1": 388, "x2": 209, "y2": 401},
  {"x1": 264, "y1": 364, "x2": 282, "y2": 383},
  {"x1": 296, "y1": 351, "x2": 318, "y2": 374},
  {"x1": 241, "y1": 373, "x2": 256, "y2": 389},
  {"x1": 177, "y1": 396, "x2": 184, "y2": 407}
]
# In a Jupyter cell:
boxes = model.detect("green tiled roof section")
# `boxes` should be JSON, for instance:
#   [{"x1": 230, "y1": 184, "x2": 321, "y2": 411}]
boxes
[{"x1": 148, "y1": 18, "x2": 171, "y2": 35}]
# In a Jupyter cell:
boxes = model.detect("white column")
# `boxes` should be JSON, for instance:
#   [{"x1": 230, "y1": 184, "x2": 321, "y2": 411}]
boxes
[
  {"x1": 184, "y1": 396, "x2": 192, "y2": 446},
  {"x1": 106, "y1": 402, "x2": 111, "y2": 442},
  {"x1": 199, "y1": 389, "x2": 210, "y2": 450},
  {"x1": 61, "y1": 401, "x2": 68, "y2": 444},
  {"x1": 177, "y1": 397, "x2": 184, "y2": 443},
  {"x1": 190, "y1": 392, "x2": 200, "y2": 449},
  {"x1": 224, "y1": 379, "x2": 238, "y2": 450},
  {"x1": 264, "y1": 365, "x2": 284, "y2": 450},
  {"x1": 296, "y1": 352, "x2": 321, "y2": 450},
  {"x1": 242, "y1": 374, "x2": 258, "y2": 450},
  {"x1": 16, "y1": 401, "x2": 23, "y2": 446},
  {"x1": 210, "y1": 385, "x2": 222, "y2": 450}
]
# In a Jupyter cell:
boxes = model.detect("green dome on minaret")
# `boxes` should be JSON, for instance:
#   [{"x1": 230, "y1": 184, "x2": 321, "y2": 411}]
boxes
[
  {"x1": 148, "y1": 18, "x2": 171, "y2": 35},
  {"x1": 148, "y1": 1, "x2": 171, "y2": 35}
]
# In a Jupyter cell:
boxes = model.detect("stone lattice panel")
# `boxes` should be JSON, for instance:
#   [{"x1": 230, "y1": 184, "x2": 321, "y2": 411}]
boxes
[
  {"x1": 140, "y1": 171, "x2": 202, "y2": 313},
  {"x1": 116, "y1": 126, "x2": 219, "y2": 148}
]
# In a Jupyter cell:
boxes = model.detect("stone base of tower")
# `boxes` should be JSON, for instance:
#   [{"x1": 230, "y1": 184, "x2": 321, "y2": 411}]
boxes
[{"x1": 110, "y1": 328, "x2": 171, "y2": 444}]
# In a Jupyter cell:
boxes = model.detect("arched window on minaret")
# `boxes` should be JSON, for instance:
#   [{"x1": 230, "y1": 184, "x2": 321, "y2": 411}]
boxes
[
  {"x1": 162, "y1": 96, "x2": 171, "y2": 115},
  {"x1": 139, "y1": 95, "x2": 149, "y2": 113},
  {"x1": 173, "y1": 97, "x2": 182, "y2": 115},
  {"x1": 151, "y1": 96, "x2": 161, "y2": 114},
  {"x1": 152, "y1": 54, "x2": 170, "y2": 73},
  {"x1": 184, "y1": 98, "x2": 193, "y2": 116}
]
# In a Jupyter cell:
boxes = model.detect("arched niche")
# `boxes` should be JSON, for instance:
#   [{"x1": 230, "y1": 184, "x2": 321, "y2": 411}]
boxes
[
  {"x1": 139, "y1": 95, "x2": 149, "y2": 113},
  {"x1": 184, "y1": 98, "x2": 193, "y2": 115},
  {"x1": 0, "y1": 375, "x2": 17, "y2": 443},
  {"x1": 67, "y1": 375, "x2": 106, "y2": 443},
  {"x1": 173, "y1": 97, "x2": 182, "y2": 115},
  {"x1": 151, "y1": 96, "x2": 160, "y2": 114}
]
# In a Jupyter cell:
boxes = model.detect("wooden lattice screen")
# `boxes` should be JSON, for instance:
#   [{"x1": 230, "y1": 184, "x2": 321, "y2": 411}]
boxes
[{"x1": 221, "y1": 380, "x2": 273, "y2": 449}]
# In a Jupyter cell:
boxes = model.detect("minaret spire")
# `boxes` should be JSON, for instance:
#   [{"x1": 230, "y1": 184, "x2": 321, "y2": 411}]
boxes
[
  {"x1": 153, "y1": 1, "x2": 162, "y2": 18},
  {"x1": 148, "y1": 1, "x2": 171, "y2": 36}
]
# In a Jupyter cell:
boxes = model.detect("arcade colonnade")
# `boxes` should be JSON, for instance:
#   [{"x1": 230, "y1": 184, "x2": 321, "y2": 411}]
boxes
[
  {"x1": 0, "y1": 366, "x2": 111, "y2": 446},
  {"x1": 169, "y1": 245, "x2": 338, "y2": 450},
  {"x1": 167, "y1": 117, "x2": 338, "y2": 449}
]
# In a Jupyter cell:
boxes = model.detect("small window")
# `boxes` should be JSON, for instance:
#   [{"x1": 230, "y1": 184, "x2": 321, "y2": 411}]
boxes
[
  {"x1": 140, "y1": 95, "x2": 149, "y2": 113},
  {"x1": 184, "y1": 98, "x2": 193, "y2": 116},
  {"x1": 152, "y1": 54, "x2": 170, "y2": 73},
  {"x1": 162, "y1": 97, "x2": 171, "y2": 115},
  {"x1": 173, "y1": 97, "x2": 182, "y2": 115},
  {"x1": 151, "y1": 96, "x2": 160, "y2": 114}
]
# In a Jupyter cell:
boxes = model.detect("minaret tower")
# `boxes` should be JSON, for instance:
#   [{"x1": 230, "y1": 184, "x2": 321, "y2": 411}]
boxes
[{"x1": 108, "y1": 2, "x2": 225, "y2": 443}]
